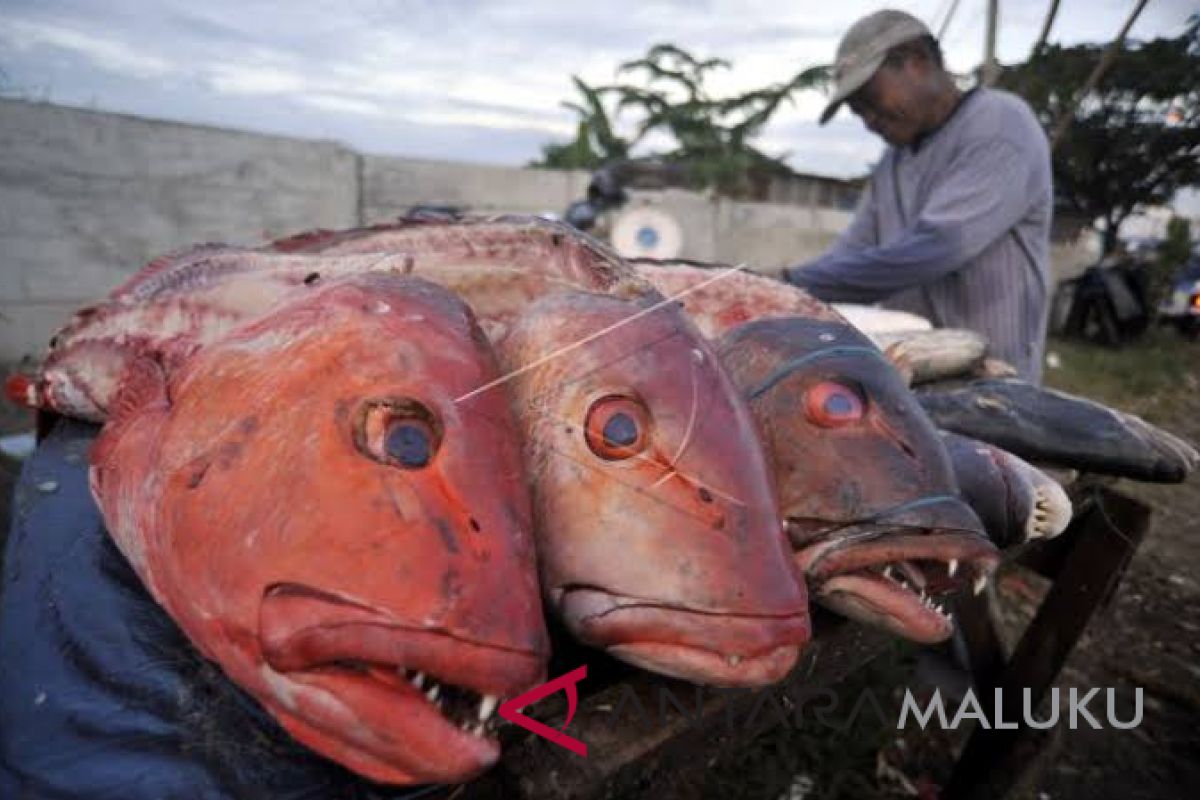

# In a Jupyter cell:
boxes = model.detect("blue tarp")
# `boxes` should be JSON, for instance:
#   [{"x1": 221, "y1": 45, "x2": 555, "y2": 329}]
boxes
[{"x1": 0, "y1": 419, "x2": 435, "y2": 799}]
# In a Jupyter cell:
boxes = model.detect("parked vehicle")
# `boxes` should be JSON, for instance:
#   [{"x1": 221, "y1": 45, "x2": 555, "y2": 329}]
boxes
[
  {"x1": 1052, "y1": 259, "x2": 1151, "y2": 347},
  {"x1": 1158, "y1": 255, "x2": 1200, "y2": 340}
]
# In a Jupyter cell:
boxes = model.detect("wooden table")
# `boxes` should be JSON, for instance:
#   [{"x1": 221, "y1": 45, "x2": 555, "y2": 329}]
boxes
[{"x1": 435, "y1": 486, "x2": 1151, "y2": 800}]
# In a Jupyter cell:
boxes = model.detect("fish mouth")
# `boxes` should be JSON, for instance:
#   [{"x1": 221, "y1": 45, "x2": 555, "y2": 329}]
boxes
[
  {"x1": 788, "y1": 497, "x2": 999, "y2": 644},
  {"x1": 258, "y1": 583, "x2": 544, "y2": 784},
  {"x1": 552, "y1": 586, "x2": 809, "y2": 687}
]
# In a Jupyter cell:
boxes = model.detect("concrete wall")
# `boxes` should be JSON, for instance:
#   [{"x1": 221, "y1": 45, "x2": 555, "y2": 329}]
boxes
[
  {"x1": 363, "y1": 155, "x2": 590, "y2": 220},
  {"x1": 1, "y1": 99, "x2": 360, "y2": 361},
  {"x1": 608, "y1": 190, "x2": 850, "y2": 272},
  {"x1": 0, "y1": 98, "x2": 1096, "y2": 363}
]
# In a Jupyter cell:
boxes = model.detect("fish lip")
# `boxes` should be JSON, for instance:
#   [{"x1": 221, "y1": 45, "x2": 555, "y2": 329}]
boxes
[
  {"x1": 798, "y1": 530, "x2": 998, "y2": 646},
  {"x1": 787, "y1": 494, "x2": 992, "y2": 579},
  {"x1": 786, "y1": 497, "x2": 999, "y2": 644},
  {"x1": 795, "y1": 527, "x2": 999, "y2": 581},
  {"x1": 275, "y1": 663, "x2": 503, "y2": 784},
  {"x1": 553, "y1": 585, "x2": 810, "y2": 687},
  {"x1": 260, "y1": 583, "x2": 544, "y2": 695},
  {"x1": 818, "y1": 575, "x2": 957, "y2": 644},
  {"x1": 256, "y1": 583, "x2": 545, "y2": 783}
]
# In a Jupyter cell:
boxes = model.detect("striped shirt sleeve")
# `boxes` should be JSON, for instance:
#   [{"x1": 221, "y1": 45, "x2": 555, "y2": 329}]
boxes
[{"x1": 784, "y1": 138, "x2": 1036, "y2": 304}]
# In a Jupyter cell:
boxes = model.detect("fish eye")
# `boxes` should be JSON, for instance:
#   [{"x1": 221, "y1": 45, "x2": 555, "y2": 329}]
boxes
[
  {"x1": 385, "y1": 420, "x2": 434, "y2": 468},
  {"x1": 804, "y1": 381, "x2": 866, "y2": 427},
  {"x1": 584, "y1": 396, "x2": 650, "y2": 461},
  {"x1": 356, "y1": 398, "x2": 442, "y2": 469}
]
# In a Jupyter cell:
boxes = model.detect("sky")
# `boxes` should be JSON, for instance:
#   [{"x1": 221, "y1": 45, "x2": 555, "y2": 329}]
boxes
[{"x1": 1, "y1": 0, "x2": 1196, "y2": 197}]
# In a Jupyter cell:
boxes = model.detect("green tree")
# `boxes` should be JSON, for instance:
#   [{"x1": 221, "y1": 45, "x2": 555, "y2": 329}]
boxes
[
  {"x1": 1147, "y1": 216, "x2": 1195, "y2": 311},
  {"x1": 613, "y1": 44, "x2": 829, "y2": 196},
  {"x1": 1001, "y1": 17, "x2": 1200, "y2": 254},
  {"x1": 532, "y1": 77, "x2": 630, "y2": 170},
  {"x1": 534, "y1": 43, "x2": 829, "y2": 198}
]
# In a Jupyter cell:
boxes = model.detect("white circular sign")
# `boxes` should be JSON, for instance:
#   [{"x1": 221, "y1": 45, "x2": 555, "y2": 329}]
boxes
[{"x1": 610, "y1": 207, "x2": 684, "y2": 259}]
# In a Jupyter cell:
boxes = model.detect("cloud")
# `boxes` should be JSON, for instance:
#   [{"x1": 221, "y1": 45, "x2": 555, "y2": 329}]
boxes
[
  {"x1": 298, "y1": 93, "x2": 389, "y2": 117},
  {"x1": 207, "y1": 64, "x2": 310, "y2": 95},
  {"x1": 0, "y1": 18, "x2": 176, "y2": 80},
  {"x1": 2, "y1": 0, "x2": 1197, "y2": 185}
]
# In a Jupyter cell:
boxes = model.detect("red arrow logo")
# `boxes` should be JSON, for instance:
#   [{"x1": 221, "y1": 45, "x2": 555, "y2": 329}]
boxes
[{"x1": 497, "y1": 665, "x2": 588, "y2": 756}]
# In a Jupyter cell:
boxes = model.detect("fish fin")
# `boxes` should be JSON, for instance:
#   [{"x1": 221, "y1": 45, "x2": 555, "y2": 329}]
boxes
[
  {"x1": 882, "y1": 342, "x2": 915, "y2": 386},
  {"x1": 108, "y1": 355, "x2": 171, "y2": 430},
  {"x1": 90, "y1": 355, "x2": 171, "y2": 513},
  {"x1": 268, "y1": 227, "x2": 338, "y2": 252},
  {"x1": 973, "y1": 358, "x2": 1019, "y2": 379},
  {"x1": 107, "y1": 243, "x2": 236, "y2": 299}
]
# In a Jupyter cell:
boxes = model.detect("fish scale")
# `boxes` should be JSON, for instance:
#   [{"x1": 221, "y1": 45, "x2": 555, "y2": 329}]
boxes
[
  {"x1": 12, "y1": 215, "x2": 812, "y2": 692},
  {"x1": 88, "y1": 273, "x2": 548, "y2": 785}
]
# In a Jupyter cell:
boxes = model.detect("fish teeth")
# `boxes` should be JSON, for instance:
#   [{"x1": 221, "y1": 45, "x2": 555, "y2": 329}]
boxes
[
  {"x1": 426, "y1": 684, "x2": 440, "y2": 703},
  {"x1": 883, "y1": 566, "x2": 896, "y2": 581},
  {"x1": 948, "y1": 559, "x2": 958, "y2": 577},
  {"x1": 479, "y1": 695, "x2": 498, "y2": 721},
  {"x1": 973, "y1": 573, "x2": 988, "y2": 596},
  {"x1": 727, "y1": 654, "x2": 742, "y2": 667},
  {"x1": 411, "y1": 671, "x2": 425, "y2": 690}
]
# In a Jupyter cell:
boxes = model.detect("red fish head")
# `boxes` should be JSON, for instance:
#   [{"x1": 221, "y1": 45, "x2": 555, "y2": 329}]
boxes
[
  {"x1": 719, "y1": 318, "x2": 998, "y2": 644},
  {"x1": 498, "y1": 291, "x2": 810, "y2": 687},
  {"x1": 90, "y1": 274, "x2": 548, "y2": 785}
]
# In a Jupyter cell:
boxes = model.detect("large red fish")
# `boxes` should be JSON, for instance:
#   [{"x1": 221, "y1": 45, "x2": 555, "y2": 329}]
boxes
[
  {"x1": 12, "y1": 217, "x2": 809, "y2": 686},
  {"x1": 89, "y1": 273, "x2": 548, "y2": 785},
  {"x1": 275, "y1": 220, "x2": 810, "y2": 684},
  {"x1": 496, "y1": 291, "x2": 811, "y2": 685},
  {"x1": 635, "y1": 262, "x2": 999, "y2": 643},
  {"x1": 717, "y1": 317, "x2": 998, "y2": 643}
]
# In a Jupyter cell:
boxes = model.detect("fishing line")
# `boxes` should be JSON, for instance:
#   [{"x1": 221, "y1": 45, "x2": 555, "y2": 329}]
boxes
[{"x1": 453, "y1": 265, "x2": 747, "y2": 404}]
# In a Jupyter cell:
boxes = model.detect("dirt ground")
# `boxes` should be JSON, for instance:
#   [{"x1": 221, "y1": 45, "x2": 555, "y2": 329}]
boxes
[
  {"x1": 1, "y1": 327, "x2": 1197, "y2": 799},
  {"x1": 640, "y1": 328, "x2": 1200, "y2": 800},
  {"x1": 1017, "y1": 328, "x2": 1200, "y2": 799}
]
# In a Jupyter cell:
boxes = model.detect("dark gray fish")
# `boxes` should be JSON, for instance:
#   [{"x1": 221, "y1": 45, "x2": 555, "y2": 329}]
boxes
[
  {"x1": 939, "y1": 431, "x2": 1072, "y2": 549},
  {"x1": 918, "y1": 379, "x2": 1199, "y2": 483},
  {"x1": 717, "y1": 317, "x2": 998, "y2": 645}
]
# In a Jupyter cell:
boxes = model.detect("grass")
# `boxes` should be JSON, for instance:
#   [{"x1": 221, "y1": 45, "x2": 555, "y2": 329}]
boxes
[{"x1": 1043, "y1": 327, "x2": 1200, "y2": 428}]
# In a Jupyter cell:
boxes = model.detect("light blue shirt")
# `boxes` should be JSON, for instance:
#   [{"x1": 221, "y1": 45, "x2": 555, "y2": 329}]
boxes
[{"x1": 787, "y1": 88, "x2": 1053, "y2": 384}]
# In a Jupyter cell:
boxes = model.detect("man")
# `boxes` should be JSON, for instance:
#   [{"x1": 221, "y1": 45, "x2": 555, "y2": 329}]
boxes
[{"x1": 784, "y1": 9, "x2": 1053, "y2": 383}]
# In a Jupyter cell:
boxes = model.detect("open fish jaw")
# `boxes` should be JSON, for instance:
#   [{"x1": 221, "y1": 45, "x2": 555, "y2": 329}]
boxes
[
  {"x1": 716, "y1": 316, "x2": 998, "y2": 643},
  {"x1": 88, "y1": 274, "x2": 548, "y2": 784},
  {"x1": 939, "y1": 430, "x2": 1073, "y2": 547},
  {"x1": 793, "y1": 523, "x2": 999, "y2": 643}
]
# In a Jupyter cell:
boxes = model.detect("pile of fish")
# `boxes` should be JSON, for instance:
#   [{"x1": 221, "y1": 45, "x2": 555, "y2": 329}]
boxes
[{"x1": 6, "y1": 215, "x2": 1197, "y2": 786}]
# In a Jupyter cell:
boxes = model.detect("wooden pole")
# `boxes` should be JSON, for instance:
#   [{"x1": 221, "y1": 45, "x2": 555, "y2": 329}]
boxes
[
  {"x1": 1050, "y1": 0, "x2": 1151, "y2": 150},
  {"x1": 983, "y1": 0, "x2": 1000, "y2": 86},
  {"x1": 937, "y1": 0, "x2": 964, "y2": 39},
  {"x1": 1031, "y1": 0, "x2": 1062, "y2": 56}
]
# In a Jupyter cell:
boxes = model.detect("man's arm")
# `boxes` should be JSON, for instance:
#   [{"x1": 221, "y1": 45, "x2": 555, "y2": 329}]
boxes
[
  {"x1": 785, "y1": 138, "x2": 1039, "y2": 303},
  {"x1": 826, "y1": 179, "x2": 880, "y2": 255}
]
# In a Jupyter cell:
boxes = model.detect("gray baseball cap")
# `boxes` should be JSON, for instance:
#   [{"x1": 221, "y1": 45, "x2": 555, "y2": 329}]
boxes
[{"x1": 819, "y1": 9, "x2": 932, "y2": 124}]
